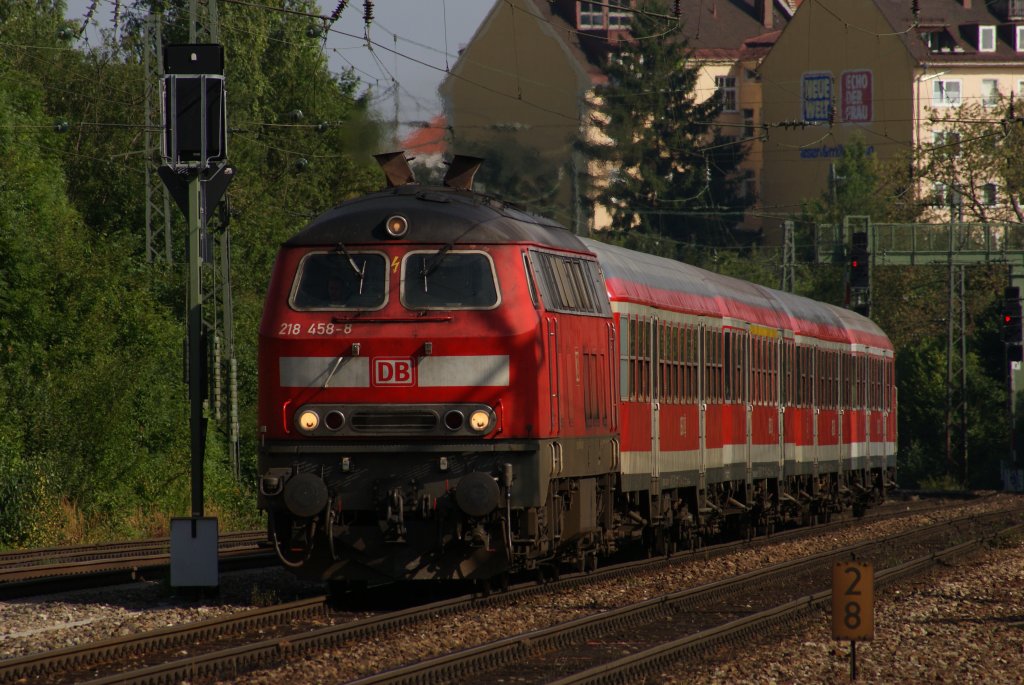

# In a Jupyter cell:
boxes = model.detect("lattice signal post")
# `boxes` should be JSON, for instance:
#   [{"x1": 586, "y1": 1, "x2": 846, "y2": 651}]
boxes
[{"x1": 158, "y1": 43, "x2": 234, "y2": 588}]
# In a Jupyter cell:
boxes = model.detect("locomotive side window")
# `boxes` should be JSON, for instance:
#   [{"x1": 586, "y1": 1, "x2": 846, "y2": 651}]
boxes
[
  {"x1": 522, "y1": 252, "x2": 539, "y2": 307},
  {"x1": 291, "y1": 251, "x2": 388, "y2": 310},
  {"x1": 402, "y1": 251, "x2": 499, "y2": 309},
  {"x1": 528, "y1": 250, "x2": 610, "y2": 316}
]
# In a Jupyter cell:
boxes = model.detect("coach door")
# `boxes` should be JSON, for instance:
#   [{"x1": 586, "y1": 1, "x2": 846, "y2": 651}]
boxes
[
  {"x1": 778, "y1": 337, "x2": 787, "y2": 475},
  {"x1": 650, "y1": 318, "x2": 661, "y2": 484},
  {"x1": 866, "y1": 355, "x2": 876, "y2": 469},
  {"x1": 698, "y1": 323, "x2": 707, "y2": 488},
  {"x1": 811, "y1": 347, "x2": 819, "y2": 478}
]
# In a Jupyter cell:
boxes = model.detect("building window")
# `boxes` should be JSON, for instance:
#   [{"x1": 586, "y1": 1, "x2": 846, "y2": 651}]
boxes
[
  {"x1": 933, "y1": 130, "x2": 961, "y2": 157},
  {"x1": 579, "y1": 2, "x2": 604, "y2": 29},
  {"x1": 608, "y1": 2, "x2": 631, "y2": 27},
  {"x1": 933, "y1": 79, "x2": 961, "y2": 107},
  {"x1": 979, "y1": 26, "x2": 996, "y2": 52},
  {"x1": 716, "y1": 75, "x2": 737, "y2": 112},
  {"x1": 983, "y1": 183, "x2": 997, "y2": 206},
  {"x1": 1017, "y1": 25, "x2": 1024, "y2": 51},
  {"x1": 932, "y1": 181, "x2": 948, "y2": 206},
  {"x1": 743, "y1": 108, "x2": 755, "y2": 138},
  {"x1": 922, "y1": 29, "x2": 955, "y2": 52},
  {"x1": 982, "y1": 79, "x2": 1000, "y2": 107}
]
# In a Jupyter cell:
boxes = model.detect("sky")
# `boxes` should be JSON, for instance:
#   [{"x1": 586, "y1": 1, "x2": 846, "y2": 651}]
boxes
[{"x1": 63, "y1": 0, "x2": 493, "y2": 132}]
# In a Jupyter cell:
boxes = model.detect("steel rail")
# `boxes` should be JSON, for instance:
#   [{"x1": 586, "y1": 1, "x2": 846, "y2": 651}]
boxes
[
  {"x1": 64, "y1": 503, "x2": 1021, "y2": 685},
  {"x1": 0, "y1": 530, "x2": 265, "y2": 569},
  {"x1": 0, "y1": 596, "x2": 328, "y2": 685},
  {"x1": 548, "y1": 527, "x2": 1024, "y2": 685},
  {"x1": 342, "y1": 509, "x2": 1024, "y2": 685},
  {"x1": 0, "y1": 548, "x2": 276, "y2": 600}
]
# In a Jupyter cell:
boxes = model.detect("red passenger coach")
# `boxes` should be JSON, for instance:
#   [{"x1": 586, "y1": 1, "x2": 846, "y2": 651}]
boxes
[
  {"x1": 257, "y1": 153, "x2": 897, "y2": 586},
  {"x1": 585, "y1": 239, "x2": 895, "y2": 539}
]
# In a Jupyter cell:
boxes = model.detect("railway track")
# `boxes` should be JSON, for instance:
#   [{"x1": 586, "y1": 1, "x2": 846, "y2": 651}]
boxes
[
  {"x1": 0, "y1": 530, "x2": 272, "y2": 599},
  {"x1": 0, "y1": 530, "x2": 265, "y2": 569},
  {"x1": 357, "y1": 510, "x2": 1024, "y2": 685},
  {"x1": 0, "y1": 498, "x2": 1007, "y2": 685}
]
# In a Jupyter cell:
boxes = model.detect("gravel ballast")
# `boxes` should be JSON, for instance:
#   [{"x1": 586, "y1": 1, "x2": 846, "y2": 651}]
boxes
[{"x1": 1, "y1": 496, "x2": 1021, "y2": 684}]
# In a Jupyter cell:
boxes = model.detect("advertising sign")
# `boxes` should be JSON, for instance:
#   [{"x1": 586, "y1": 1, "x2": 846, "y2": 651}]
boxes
[
  {"x1": 802, "y1": 72, "x2": 833, "y2": 123},
  {"x1": 842, "y1": 70, "x2": 873, "y2": 123}
]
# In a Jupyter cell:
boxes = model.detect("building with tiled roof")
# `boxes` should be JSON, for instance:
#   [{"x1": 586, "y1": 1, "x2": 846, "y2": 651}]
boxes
[
  {"x1": 759, "y1": 0, "x2": 1024, "y2": 239},
  {"x1": 439, "y1": 0, "x2": 795, "y2": 233}
]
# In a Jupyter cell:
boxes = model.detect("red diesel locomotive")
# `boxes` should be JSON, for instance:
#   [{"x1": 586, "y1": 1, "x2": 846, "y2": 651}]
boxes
[{"x1": 257, "y1": 153, "x2": 897, "y2": 583}]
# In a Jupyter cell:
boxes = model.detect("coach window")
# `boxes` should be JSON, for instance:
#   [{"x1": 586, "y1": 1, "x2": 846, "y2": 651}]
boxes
[
  {"x1": 632, "y1": 317, "x2": 651, "y2": 401},
  {"x1": 841, "y1": 352, "x2": 850, "y2": 409},
  {"x1": 291, "y1": 251, "x2": 388, "y2": 311},
  {"x1": 620, "y1": 317, "x2": 632, "y2": 400},
  {"x1": 872, "y1": 357, "x2": 881, "y2": 410},
  {"x1": 723, "y1": 330, "x2": 733, "y2": 402},
  {"x1": 705, "y1": 327, "x2": 722, "y2": 402},
  {"x1": 800, "y1": 345, "x2": 809, "y2": 407},
  {"x1": 794, "y1": 345, "x2": 804, "y2": 406},
  {"x1": 641, "y1": 319, "x2": 652, "y2": 400},
  {"x1": 683, "y1": 325, "x2": 697, "y2": 402},
  {"x1": 402, "y1": 250, "x2": 499, "y2": 309}
]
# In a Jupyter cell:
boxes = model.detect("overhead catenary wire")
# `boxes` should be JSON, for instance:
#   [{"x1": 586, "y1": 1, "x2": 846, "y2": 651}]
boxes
[{"x1": 35, "y1": 0, "x2": 1024, "y2": 218}]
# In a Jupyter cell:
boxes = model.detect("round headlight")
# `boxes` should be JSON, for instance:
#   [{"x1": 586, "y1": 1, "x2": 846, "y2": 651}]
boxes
[
  {"x1": 325, "y1": 410, "x2": 345, "y2": 431},
  {"x1": 444, "y1": 410, "x2": 465, "y2": 431},
  {"x1": 468, "y1": 409, "x2": 492, "y2": 433},
  {"x1": 385, "y1": 215, "x2": 409, "y2": 238},
  {"x1": 298, "y1": 410, "x2": 319, "y2": 431}
]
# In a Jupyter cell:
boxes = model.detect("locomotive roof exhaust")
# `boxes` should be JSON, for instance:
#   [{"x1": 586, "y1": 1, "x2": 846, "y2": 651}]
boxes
[
  {"x1": 373, "y1": 151, "x2": 484, "y2": 191},
  {"x1": 374, "y1": 151, "x2": 416, "y2": 188},
  {"x1": 443, "y1": 155, "x2": 483, "y2": 191}
]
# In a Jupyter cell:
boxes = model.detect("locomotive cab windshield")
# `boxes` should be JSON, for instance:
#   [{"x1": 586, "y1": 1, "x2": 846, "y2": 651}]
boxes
[
  {"x1": 403, "y1": 250, "x2": 499, "y2": 309},
  {"x1": 291, "y1": 251, "x2": 388, "y2": 310}
]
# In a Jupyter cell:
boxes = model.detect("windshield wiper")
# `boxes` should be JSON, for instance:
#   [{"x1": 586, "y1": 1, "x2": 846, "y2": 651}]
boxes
[
  {"x1": 420, "y1": 241, "x2": 455, "y2": 293},
  {"x1": 421, "y1": 241, "x2": 454, "y2": 278},
  {"x1": 335, "y1": 241, "x2": 366, "y2": 295}
]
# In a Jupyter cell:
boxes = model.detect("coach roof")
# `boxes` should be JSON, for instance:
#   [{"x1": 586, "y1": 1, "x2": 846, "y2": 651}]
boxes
[{"x1": 285, "y1": 184, "x2": 587, "y2": 252}]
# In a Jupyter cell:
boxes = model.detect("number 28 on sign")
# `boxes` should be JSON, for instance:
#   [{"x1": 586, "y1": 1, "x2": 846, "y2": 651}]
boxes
[{"x1": 832, "y1": 560, "x2": 874, "y2": 641}]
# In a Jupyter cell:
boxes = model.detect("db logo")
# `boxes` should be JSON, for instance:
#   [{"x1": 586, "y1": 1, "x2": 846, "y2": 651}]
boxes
[{"x1": 372, "y1": 358, "x2": 415, "y2": 386}]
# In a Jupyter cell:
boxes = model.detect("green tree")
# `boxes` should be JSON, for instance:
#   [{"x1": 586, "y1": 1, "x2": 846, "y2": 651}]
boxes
[
  {"x1": 917, "y1": 97, "x2": 1024, "y2": 223},
  {"x1": 0, "y1": 0, "x2": 390, "y2": 546},
  {"x1": 581, "y1": 0, "x2": 750, "y2": 246}
]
